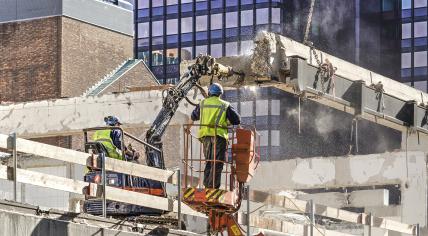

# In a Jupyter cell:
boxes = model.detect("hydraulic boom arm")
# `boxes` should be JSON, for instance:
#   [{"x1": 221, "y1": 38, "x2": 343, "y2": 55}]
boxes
[{"x1": 145, "y1": 55, "x2": 244, "y2": 169}]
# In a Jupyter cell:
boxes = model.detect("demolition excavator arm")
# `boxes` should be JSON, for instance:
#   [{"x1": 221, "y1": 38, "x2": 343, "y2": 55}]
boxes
[{"x1": 144, "y1": 54, "x2": 244, "y2": 169}]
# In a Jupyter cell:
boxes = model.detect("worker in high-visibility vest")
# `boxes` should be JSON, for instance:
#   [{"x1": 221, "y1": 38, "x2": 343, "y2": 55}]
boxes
[
  {"x1": 92, "y1": 116, "x2": 124, "y2": 160},
  {"x1": 190, "y1": 83, "x2": 241, "y2": 189}
]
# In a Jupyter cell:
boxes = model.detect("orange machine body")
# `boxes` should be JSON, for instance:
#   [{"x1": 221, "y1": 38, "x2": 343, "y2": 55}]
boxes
[{"x1": 182, "y1": 126, "x2": 261, "y2": 235}]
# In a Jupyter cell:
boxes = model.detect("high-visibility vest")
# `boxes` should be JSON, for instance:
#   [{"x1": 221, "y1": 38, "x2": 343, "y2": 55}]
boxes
[
  {"x1": 92, "y1": 129, "x2": 122, "y2": 160},
  {"x1": 198, "y1": 96, "x2": 230, "y2": 140}
]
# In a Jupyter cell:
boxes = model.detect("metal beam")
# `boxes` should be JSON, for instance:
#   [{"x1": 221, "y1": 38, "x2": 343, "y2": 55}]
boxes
[{"x1": 288, "y1": 57, "x2": 428, "y2": 135}]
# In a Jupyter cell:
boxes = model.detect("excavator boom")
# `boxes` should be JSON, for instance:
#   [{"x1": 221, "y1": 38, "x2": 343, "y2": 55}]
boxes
[{"x1": 144, "y1": 55, "x2": 244, "y2": 169}]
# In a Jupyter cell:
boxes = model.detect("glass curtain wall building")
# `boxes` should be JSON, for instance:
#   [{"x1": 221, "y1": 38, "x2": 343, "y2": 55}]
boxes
[
  {"x1": 401, "y1": 0, "x2": 428, "y2": 92},
  {"x1": 135, "y1": 0, "x2": 285, "y2": 84}
]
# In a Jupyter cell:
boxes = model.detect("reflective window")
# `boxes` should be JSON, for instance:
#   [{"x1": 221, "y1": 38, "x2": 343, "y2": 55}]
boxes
[
  {"x1": 211, "y1": 30, "x2": 222, "y2": 38},
  {"x1": 240, "y1": 101, "x2": 253, "y2": 117},
  {"x1": 196, "y1": 15, "x2": 208, "y2": 31},
  {"x1": 226, "y1": 0, "x2": 238, "y2": 6},
  {"x1": 211, "y1": 14, "x2": 223, "y2": 30},
  {"x1": 138, "y1": 51, "x2": 149, "y2": 64},
  {"x1": 402, "y1": 39, "x2": 412, "y2": 48},
  {"x1": 226, "y1": 42, "x2": 238, "y2": 56},
  {"x1": 152, "y1": 50, "x2": 164, "y2": 66},
  {"x1": 241, "y1": 10, "x2": 253, "y2": 26},
  {"x1": 167, "y1": 0, "x2": 178, "y2": 5},
  {"x1": 167, "y1": 5, "x2": 178, "y2": 14},
  {"x1": 401, "y1": 68, "x2": 412, "y2": 77},
  {"x1": 167, "y1": 19, "x2": 178, "y2": 35},
  {"x1": 153, "y1": 0, "x2": 163, "y2": 7},
  {"x1": 166, "y1": 48, "x2": 179, "y2": 64},
  {"x1": 138, "y1": 22, "x2": 149, "y2": 38},
  {"x1": 152, "y1": 36, "x2": 163, "y2": 45},
  {"x1": 152, "y1": 7, "x2": 164, "y2": 16},
  {"x1": 241, "y1": 0, "x2": 253, "y2": 5},
  {"x1": 272, "y1": 8, "x2": 281, "y2": 24},
  {"x1": 256, "y1": 8, "x2": 269, "y2": 25},
  {"x1": 414, "y1": 51, "x2": 427, "y2": 67},
  {"x1": 414, "y1": 81, "x2": 428, "y2": 92},
  {"x1": 415, "y1": 0, "x2": 427, "y2": 8},
  {"x1": 138, "y1": 38, "x2": 149, "y2": 47},
  {"x1": 226, "y1": 28, "x2": 238, "y2": 37},
  {"x1": 241, "y1": 40, "x2": 254, "y2": 55},
  {"x1": 226, "y1": 12, "x2": 238, "y2": 28},
  {"x1": 241, "y1": 26, "x2": 253, "y2": 36},
  {"x1": 182, "y1": 17, "x2": 193, "y2": 33},
  {"x1": 152, "y1": 21, "x2": 164, "y2": 36},
  {"x1": 181, "y1": 33, "x2": 193, "y2": 42},
  {"x1": 138, "y1": 9, "x2": 149, "y2": 17},
  {"x1": 181, "y1": 47, "x2": 193, "y2": 60},
  {"x1": 167, "y1": 35, "x2": 179, "y2": 44},
  {"x1": 211, "y1": 0, "x2": 223, "y2": 8},
  {"x1": 182, "y1": 3, "x2": 192, "y2": 12},
  {"x1": 271, "y1": 130, "x2": 280, "y2": 146},
  {"x1": 196, "y1": 31, "x2": 208, "y2": 40},
  {"x1": 182, "y1": 0, "x2": 193, "y2": 2},
  {"x1": 211, "y1": 44, "x2": 223, "y2": 58},
  {"x1": 196, "y1": 1, "x2": 208, "y2": 10},
  {"x1": 402, "y1": 9, "x2": 411, "y2": 18},
  {"x1": 402, "y1": 23, "x2": 412, "y2": 39},
  {"x1": 402, "y1": 0, "x2": 411, "y2": 9},
  {"x1": 138, "y1": 0, "x2": 149, "y2": 8},
  {"x1": 414, "y1": 21, "x2": 427, "y2": 37},
  {"x1": 196, "y1": 45, "x2": 208, "y2": 56},
  {"x1": 256, "y1": 100, "x2": 268, "y2": 116},
  {"x1": 271, "y1": 100, "x2": 280, "y2": 116},
  {"x1": 414, "y1": 37, "x2": 427, "y2": 46},
  {"x1": 414, "y1": 67, "x2": 428, "y2": 76},
  {"x1": 415, "y1": 8, "x2": 427, "y2": 16},
  {"x1": 258, "y1": 130, "x2": 268, "y2": 146},
  {"x1": 256, "y1": 0, "x2": 269, "y2": 2},
  {"x1": 401, "y1": 53, "x2": 411, "y2": 68}
]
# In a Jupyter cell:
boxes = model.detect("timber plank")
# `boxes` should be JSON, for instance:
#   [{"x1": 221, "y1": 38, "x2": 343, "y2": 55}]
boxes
[
  {"x1": 0, "y1": 164, "x2": 203, "y2": 217},
  {"x1": 249, "y1": 190, "x2": 415, "y2": 235},
  {"x1": 0, "y1": 134, "x2": 177, "y2": 184}
]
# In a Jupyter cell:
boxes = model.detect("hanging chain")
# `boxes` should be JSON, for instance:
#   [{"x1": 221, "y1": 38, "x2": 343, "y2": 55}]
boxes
[{"x1": 303, "y1": 0, "x2": 316, "y2": 45}]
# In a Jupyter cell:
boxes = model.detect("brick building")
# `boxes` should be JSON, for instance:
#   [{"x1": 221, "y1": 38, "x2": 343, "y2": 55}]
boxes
[
  {"x1": 0, "y1": 0, "x2": 157, "y2": 103},
  {"x1": 0, "y1": 0, "x2": 160, "y2": 147}
]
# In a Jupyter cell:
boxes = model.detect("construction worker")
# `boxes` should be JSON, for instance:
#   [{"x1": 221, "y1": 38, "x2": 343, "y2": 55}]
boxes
[
  {"x1": 92, "y1": 116, "x2": 124, "y2": 160},
  {"x1": 190, "y1": 83, "x2": 241, "y2": 189}
]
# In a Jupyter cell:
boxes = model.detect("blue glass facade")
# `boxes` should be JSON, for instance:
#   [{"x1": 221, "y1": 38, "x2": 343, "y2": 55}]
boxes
[
  {"x1": 135, "y1": 0, "x2": 285, "y2": 84},
  {"x1": 401, "y1": 0, "x2": 428, "y2": 92}
]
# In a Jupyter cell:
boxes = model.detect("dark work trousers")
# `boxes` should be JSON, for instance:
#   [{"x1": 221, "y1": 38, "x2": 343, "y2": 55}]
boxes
[{"x1": 202, "y1": 136, "x2": 227, "y2": 189}]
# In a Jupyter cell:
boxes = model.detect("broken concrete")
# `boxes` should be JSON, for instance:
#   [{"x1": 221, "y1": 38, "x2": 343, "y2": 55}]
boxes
[
  {"x1": 182, "y1": 32, "x2": 428, "y2": 106},
  {"x1": 0, "y1": 90, "x2": 201, "y2": 138},
  {"x1": 250, "y1": 151, "x2": 427, "y2": 227}
]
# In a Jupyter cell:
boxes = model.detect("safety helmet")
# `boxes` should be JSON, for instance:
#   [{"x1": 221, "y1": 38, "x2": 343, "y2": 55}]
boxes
[
  {"x1": 104, "y1": 116, "x2": 122, "y2": 126},
  {"x1": 208, "y1": 83, "x2": 224, "y2": 96}
]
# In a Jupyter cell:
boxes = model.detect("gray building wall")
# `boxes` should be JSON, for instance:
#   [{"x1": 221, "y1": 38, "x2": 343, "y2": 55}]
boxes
[{"x1": 0, "y1": 0, "x2": 133, "y2": 36}]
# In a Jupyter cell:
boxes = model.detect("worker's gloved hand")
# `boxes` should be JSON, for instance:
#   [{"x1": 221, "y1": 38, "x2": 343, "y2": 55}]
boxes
[{"x1": 127, "y1": 143, "x2": 135, "y2": 152}]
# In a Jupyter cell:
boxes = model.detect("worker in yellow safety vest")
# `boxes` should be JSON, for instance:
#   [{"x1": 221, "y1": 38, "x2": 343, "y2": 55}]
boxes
[
  {"x1": 92, "y1": 116, "x2": 124, "y2": 160},
  {"x1": 190, "y1": 83, "x2": 241, "y2": 188}
]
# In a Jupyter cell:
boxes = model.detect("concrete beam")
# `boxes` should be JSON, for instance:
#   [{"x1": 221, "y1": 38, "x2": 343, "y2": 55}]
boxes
[
  {"x1": 349, "y1": 189, "x2": 389, "y2": 207},
  {"x1": 0, "y1": 90, "x2": 199, "y2": 137},
  {"x1": 250, "y1": 151, "x2": 425, "y2": 190},
  {"x1": 250, "y1": 151, "x2": 427, "y2": 227},
  {"x1": 0, "y1": 200, "x2": 203, "y2": 236},
  {"x1": 297, "y1": 192, "x2": 347, "y2": 208},
  {"x1": 297, "y1": 189, "x2": 389, "y2": 208}
]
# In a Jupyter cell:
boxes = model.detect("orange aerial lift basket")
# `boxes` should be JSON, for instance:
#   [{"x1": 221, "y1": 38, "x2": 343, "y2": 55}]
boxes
[{"x1": 182, "y1": 125, "x2": 260, "y2": 236}]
